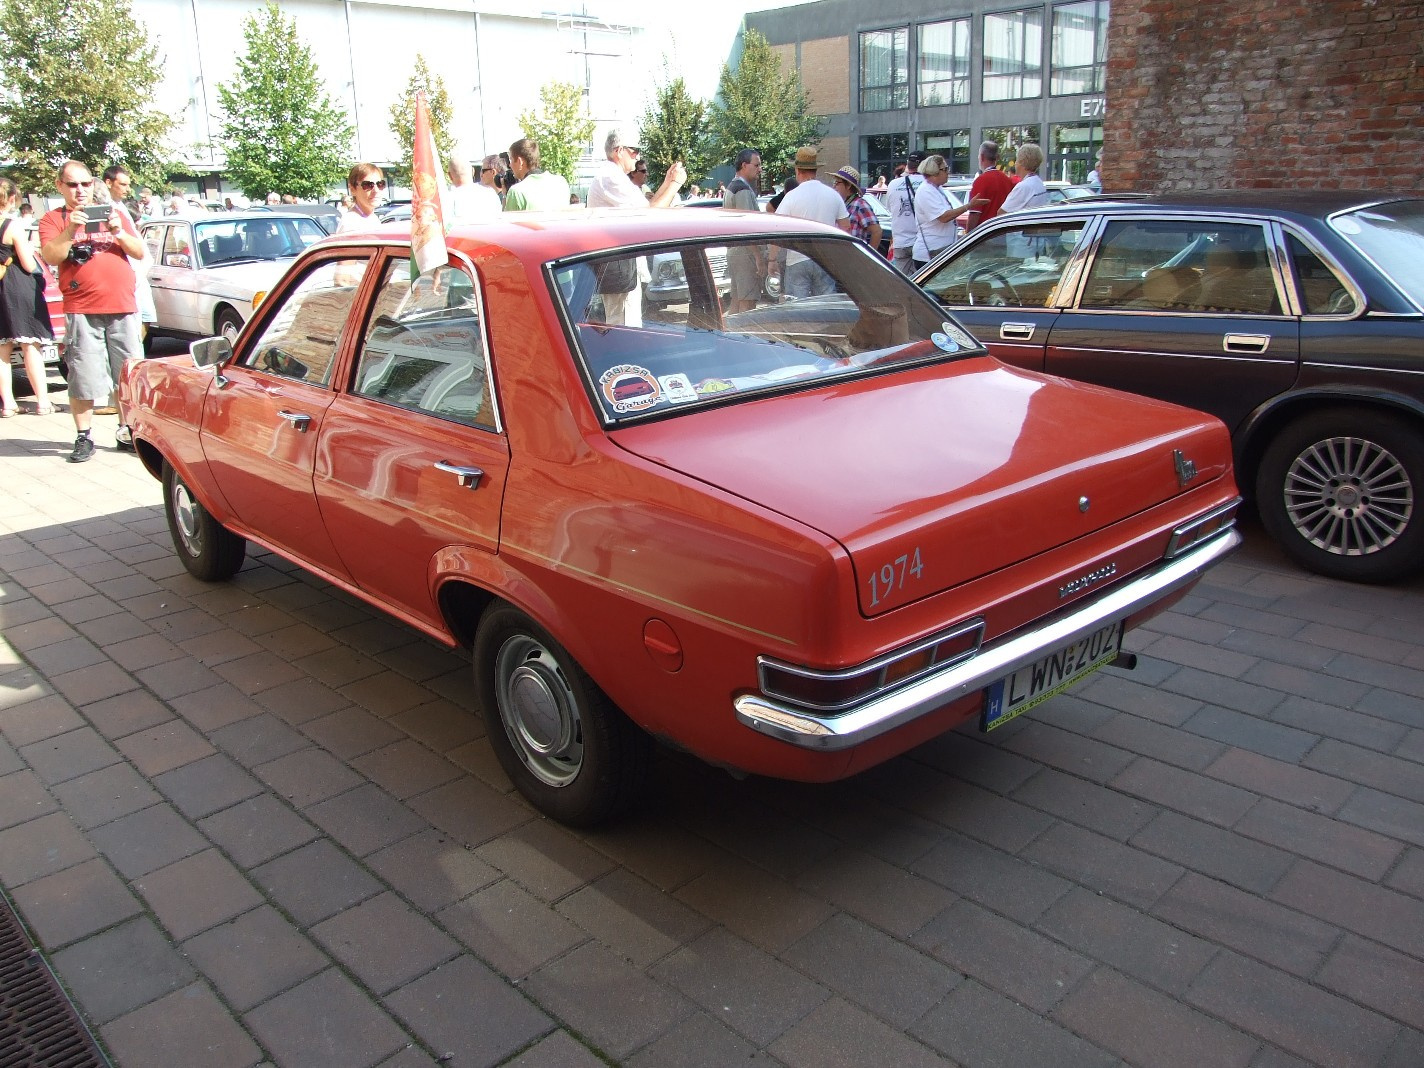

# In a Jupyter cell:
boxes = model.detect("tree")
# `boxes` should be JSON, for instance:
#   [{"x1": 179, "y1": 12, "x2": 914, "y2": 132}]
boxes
[
  {"x1": 217, "y1": 1, "x2": 353, "y2": 200},
  {"x1": 517, "y1": 81, "x2": 594, "y2": 185},
  {"x1": 638, "y1": 72, "x2": 716, "y2": 187},
  {"x1": 707, "y1": 29, "x2": 822, "y2": 184},
  {"x1": 387, "y1": 55, "x2": 456, "y2": 185},
  {"x1": 0, "y1": 0, "x2": 172, "y2": 192}
]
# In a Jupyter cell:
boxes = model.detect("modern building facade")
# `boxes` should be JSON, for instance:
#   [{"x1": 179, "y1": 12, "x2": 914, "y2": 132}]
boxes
[{"x1": 747, "y1": 0, "x2": 1108, "y2": 187}]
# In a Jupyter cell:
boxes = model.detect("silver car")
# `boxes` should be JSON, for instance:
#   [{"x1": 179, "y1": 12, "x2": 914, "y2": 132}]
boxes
[{"x1": 141, "y1": 212, "x2": 327, "y2": 346}]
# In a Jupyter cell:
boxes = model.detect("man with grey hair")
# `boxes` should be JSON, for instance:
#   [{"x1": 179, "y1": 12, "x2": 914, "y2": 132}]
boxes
[
  {"x1": 446, "y1": 156, "x2": 499, "y2": 221},
  {"x1": 965, "y1": 139, "x2": 1014, "y2": 232},
  {"x1": 587, "y1": 129, "x2": 686, "y2": 210}
]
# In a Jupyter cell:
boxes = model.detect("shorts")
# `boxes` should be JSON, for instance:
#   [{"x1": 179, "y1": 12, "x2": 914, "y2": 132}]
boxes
[
  {"x1": 728, "y1": 246, "x2": 762, "y2": 301},
  {"x1": 892, "y1": 247, "x2": 917, "y2": 275},
  {"x1": 65, "y1": 312, "x2": 140, "y2": 402}
]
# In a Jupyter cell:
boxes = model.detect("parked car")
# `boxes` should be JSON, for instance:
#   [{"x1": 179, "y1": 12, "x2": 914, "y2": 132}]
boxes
[
  {"x1": 140, "y1": 211, "x2": 329, "y2": 348},
  {"x1": 1044, "y1": 182, "x2": 1098, "y2": 203},
  {"x1": 121, "y1": 210, "x2": 1240, "y2": 825},
  {"x1": 916, "y1": 190, "x2": 1424, "y2": 582}
]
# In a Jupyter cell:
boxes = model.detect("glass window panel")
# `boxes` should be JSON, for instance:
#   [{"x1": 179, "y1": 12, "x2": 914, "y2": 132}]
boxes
[
  {"x1": 983, "y1": 8, "x2": 1044, "y2": 102},
  {"x1": 1048, "y1": 121, "x2": 1103, "y2": 183},
  {"x1": 862, "y1": 134, "x2": 910, "y2": 190},
  {"x1": 243, "y1": 257, "x2": 368, "y2": 386},
  {"x1": 860, "y1": 28, "x2": 909, "y2": 111},
  {"x1": 1051, "y1": 1, "x2": 1109, "y2": 95},
  {"x1": 918, "y1": 19, "x2": 971, "y2": 107},
  {"x1": 1286, "y1": 233, "x2": 1358, "y2": 316},
  {"x1": 921, "y1": 130, "x2": 974, "y2": 175},
  {"x1": 921, "y1": 222, "x2": 1086, "y2": 308}
]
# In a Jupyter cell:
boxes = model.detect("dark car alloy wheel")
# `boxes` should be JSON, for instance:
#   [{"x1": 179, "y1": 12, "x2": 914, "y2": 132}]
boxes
[{"x1": 1257, "y1": 408, "x2": 1424, "y2": 583}]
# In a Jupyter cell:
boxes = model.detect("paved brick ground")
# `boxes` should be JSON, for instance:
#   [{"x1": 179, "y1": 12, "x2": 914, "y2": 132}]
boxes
[{"x1": 1, "y1": 385, "x2": 1422, "y2": 1067}]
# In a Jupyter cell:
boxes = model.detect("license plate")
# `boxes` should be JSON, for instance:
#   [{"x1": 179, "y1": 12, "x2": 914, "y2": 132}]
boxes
[
  {"x1": 40, "y1": 342, "x2": 58, "y2": 364},
  {"x1": 981, "y1": 621, "x2": 1121, "y2": 731}
]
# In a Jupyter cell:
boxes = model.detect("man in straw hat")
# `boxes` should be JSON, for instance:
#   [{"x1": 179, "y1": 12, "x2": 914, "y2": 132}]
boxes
[{"x1": 771, "y1": 147, "x2": 851, "y2": 297}]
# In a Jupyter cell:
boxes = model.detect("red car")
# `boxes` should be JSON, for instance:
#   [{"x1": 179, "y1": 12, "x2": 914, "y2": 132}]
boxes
[{"x1": 122, "y1": 211, "x2": 1240, "y2": 825}]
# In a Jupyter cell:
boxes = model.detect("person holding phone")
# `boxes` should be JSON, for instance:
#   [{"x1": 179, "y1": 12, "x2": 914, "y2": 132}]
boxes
[{"x1": 37, "y1": 159, "x2": 143, "y2": 463}]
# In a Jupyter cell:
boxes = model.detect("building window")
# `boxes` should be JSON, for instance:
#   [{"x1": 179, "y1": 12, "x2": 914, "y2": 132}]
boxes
[
  {"x1": 983, "y1": 8, "x2": 1044, "y2": 102},
  {"x1": 862, "y1": 133, "x2": 910, "y2": 188},
  {"x1": 860, "y1": 27, "x2": 909, "y2": 111},
  {"x1": 921, "y1": 129, "x2": 973, "y2": 175},
  {"x1": 1051, "y1": 1, "x2": 1109, "y2": 96},
  {"x1": 1048, "y1": 121, "x2": 1103, "y2": 183},
  {"x1": 918, "y1": 18, "x2": 971, "y2": 107}
]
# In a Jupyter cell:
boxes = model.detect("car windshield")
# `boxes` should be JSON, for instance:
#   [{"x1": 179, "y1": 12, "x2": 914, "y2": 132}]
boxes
[
  {"x1": 552, "y1": 236, "x2": 985, "y2": 424},
  {"x1": 194, "y1": 217, "x2": 326, "y2": 264},
  {"x1": 1332, "y1": 200, "x2": 1424, "y2": 308}
]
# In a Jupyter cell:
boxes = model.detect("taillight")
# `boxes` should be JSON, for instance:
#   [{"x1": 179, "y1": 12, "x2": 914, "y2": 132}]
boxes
[{"x1": 1167, "y1": 501, "x2": 1238, "y2": 559}]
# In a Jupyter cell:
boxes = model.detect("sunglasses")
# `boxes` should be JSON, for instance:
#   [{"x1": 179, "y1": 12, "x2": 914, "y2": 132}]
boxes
[
  {"x1": 359, "y1": 179, "x2": 386, "y2": 191},
  {"x1": 64, "y1": 180, "x2": 94, "y2": 189}
]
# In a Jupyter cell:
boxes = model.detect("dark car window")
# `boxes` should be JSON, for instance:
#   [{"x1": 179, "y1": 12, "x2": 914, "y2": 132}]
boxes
[
  {"x1": 352, "y1": 259, "x2": 494, "y2": 428},
  {"x1": 1286, "y1": 232, "x2": 1358, "y2": 315},
  {"x1": 919, "y1": 222, "x2": 1085, "y2": 308},
  {"x1": 1080, "y1": 219, "x2": 1281, "y2": 315},
  {"x1": 242, "y1": 257, "x2": 368, "y2": 387}
]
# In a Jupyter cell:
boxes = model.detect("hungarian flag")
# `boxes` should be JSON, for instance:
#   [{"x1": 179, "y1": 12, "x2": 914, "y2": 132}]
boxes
[{"x1": 410, "y1": 90, "x2": 448, "y2": 278}]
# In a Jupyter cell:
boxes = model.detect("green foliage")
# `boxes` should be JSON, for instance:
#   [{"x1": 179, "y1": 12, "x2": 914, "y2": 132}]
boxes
[
  {"x1": 387, "y1": 55, "x2": 457, "y2": 186},
  {"x1": 707, "y1": 29, "x2": 822, "y2": 184},
  {"x1": 217, "y1": 1, "x2": 353, "y2": 200},
  {"x1": 638, "y1": 72, "x2": 716, "y2": 187},
  {"x1": 517, "y1": 81, "x2": 594, "y2": 185},
  {"x1": 0, "y1": 0, "x2": 172, "y2": 192}
]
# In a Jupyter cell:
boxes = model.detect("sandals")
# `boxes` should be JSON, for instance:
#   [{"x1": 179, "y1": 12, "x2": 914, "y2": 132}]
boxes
[
  {"x1": 33, "y1": 405, "x2": 54, "y2": 416},
  {"x1": 0, "y1": 408, "x2": 16, "y2": 419}
]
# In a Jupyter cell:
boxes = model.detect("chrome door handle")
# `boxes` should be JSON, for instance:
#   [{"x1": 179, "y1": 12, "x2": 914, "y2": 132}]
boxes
[
  {"x1": 1223, "y1": 333, "x2": 1270, "y2": 353},
  {"x1": 1000, "y1": 322, "x2": 1036, "y2": 341},
  {"x1": 434, "y1": 461, "x2": 485, "y2": 489},
  {"x1": 276, "y1": 409, "x2": 312, "y2": 432}
]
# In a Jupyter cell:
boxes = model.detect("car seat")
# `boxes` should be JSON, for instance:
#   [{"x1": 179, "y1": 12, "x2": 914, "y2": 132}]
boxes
[{"x1": 1197, "y1": 245, "x2": 1280, "y2": 315}]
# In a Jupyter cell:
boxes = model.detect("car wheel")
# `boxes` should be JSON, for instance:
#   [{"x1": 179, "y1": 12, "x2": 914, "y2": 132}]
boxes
[
  {"x1": 473, "y1": 605, "x2": 652, "y2": 826},
  {"x1": 1256, "y1": 407, "x2": 1424, "y2": 583},
  {"x1": 216, "y1": 309, "x2": 243, "y2": 346},
  {"x1": 163, "y1": 463, "x2": 247, "y2": 582}
]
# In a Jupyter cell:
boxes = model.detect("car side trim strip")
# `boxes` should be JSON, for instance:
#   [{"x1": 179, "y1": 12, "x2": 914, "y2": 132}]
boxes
[{"x1": 733, "y1": 528, "x2": 1241, "y2": 750}]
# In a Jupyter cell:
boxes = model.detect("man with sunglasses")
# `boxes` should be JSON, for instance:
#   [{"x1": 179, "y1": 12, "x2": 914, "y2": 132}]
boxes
[
  {"x1": 38, "y1": 160, "x2": 143, "y2": 463},
  {"x1": 587, "y1": 130, "x2": 685, "y2": 211}
]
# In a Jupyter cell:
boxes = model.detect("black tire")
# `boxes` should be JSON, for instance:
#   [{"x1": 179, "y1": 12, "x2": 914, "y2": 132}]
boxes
[
  {"x1": 163, "y1": 463, "x2": 246, "y2": 581},
  {"x1": 473, "y1": 605, "x2": 652, "y2": 826},
  {"x1": 216, "y1": 309, "x2": 243, "y2": 346},
  {"x1": 1256, "y1": 407, "x2": 1424, "y2": 583},
  {"x1": 141, "y1": 326, "x2": 154, "y2": 355}
]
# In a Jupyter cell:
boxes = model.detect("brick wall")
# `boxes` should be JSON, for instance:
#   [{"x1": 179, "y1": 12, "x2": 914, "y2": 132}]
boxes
[
  {"x1": 1106, "y1": 0, "x2": 1424, "y2": 190},
  {"x1": 800, "y1": 37, "x2": 851, "y2": 115}
]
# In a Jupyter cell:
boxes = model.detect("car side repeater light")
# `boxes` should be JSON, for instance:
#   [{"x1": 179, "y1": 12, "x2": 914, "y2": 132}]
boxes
[
  {"x1": 758, "y1": 619, "x2": 985, "y2": 714},
  {"x1": 1166, "y1": 500, "x2": 1239, "y2": 559},
  {"x1": 252, "y1": 289, "x2": 268, "y2": 311}
]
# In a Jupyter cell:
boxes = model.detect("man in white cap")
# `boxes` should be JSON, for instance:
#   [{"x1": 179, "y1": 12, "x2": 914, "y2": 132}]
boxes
[{"x1": 770, "y1": 146, "x2": 851, "y2": 298}]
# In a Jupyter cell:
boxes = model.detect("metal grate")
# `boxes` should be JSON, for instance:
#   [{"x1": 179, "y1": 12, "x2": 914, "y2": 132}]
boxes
[{"x1": 0, "y1": 890, "x2": 110, "y2": 1068}]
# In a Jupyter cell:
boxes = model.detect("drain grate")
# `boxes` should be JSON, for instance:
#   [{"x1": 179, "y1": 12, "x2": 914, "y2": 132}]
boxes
[{"x1": 0, "y1": 890, "x2": 110, "y2": 1068}]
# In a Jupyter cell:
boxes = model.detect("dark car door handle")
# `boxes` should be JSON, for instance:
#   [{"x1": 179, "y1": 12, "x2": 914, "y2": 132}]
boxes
[
  {"x1": 1000, "y1": 322, "x2": 1036, "y2": 341},
  {"x1": 434, "y1": 461, "x2": 485, "y2": 489},
  {"x1": 276, "y1": 410, "x2": 312, "y2": 432},
  {"x1": 1223, "y1": 333, "x2": 1270, "y2": 353}
]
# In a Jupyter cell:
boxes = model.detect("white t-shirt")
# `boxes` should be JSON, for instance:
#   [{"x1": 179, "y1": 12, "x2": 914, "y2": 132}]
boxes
[
  {"x1": 1002, "y1": 174, "x2": 1049, "y2": 214},
  {"x1": 446, "y1": 182, "x2": 501, "y2": 222},
  {"x1": 586, "y1": 159, "x2": 646, "y2": 209},
  {"x1": 334, "y1": 209, "x2": 379, "y2": 234},
  {"x1": 775, "y1": 177, "x2": 848, "y2": 266},
  {"x1": 885, "y1": 173, "x2": 924, "y2": 248},
  {"x1": 912, "y1": 181, "x2": 958, "y2": 262}
]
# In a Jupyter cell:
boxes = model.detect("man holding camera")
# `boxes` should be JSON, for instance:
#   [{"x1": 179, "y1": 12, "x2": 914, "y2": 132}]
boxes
[{"x1": 38, "y1": 160, "x2": 143, "y2": 463}]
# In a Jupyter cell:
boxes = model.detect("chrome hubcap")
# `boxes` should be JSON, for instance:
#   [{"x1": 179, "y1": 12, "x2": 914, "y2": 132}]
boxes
[
  {"x1": 495, "y1": 635, "x2": 582, "y2": 786},
  {"x1": 171, "y1": 481, "x2": 203, "y2": 556},
  {"x1": 1283, "y1": 435, "x2": 1413, "y2": 557}
]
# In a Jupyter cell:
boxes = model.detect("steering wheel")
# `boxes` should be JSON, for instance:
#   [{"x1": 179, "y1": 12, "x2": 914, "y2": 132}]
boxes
[{"x1": 967, "y1": 266, "x2": 1021, "y2": 307}]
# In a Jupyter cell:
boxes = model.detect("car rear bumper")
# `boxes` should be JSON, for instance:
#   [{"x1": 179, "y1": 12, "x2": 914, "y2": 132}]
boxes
[{"x1": 733, "y1": 527, "x2": 1240, "y2": 750}]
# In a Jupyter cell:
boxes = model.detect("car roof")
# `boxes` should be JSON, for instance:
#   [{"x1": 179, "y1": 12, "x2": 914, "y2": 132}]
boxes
[
  {"x1": 1025, "y1": 189, "x2": 1424, "y2": 225},
  {"x1": 143, "y1": 210, "x2": 325, "y2": 223},
  {"x1": 330, "y1": 207, "x2": 859, "y2": 261}
]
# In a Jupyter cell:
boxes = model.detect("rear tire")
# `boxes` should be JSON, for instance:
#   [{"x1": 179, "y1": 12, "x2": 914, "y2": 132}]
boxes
[
  {"x1": 1256, "y1": 407, "x2": 1424, "y2": 583},
  {"x1": 163, "y1": 463, "x2": 246, "y2": 581},
  {"x1": 216, "y1": 309, "x2": 243, "y2": 346},
  {"x1": 473, "y1": 605, "x2": 651, "y2": 826}
]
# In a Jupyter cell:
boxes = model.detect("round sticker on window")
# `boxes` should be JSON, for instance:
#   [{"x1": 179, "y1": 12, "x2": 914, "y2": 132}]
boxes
[
  {"x1": 931, "y1": 331, "x2": 959, "y2": 353},
  {"x1": 599, "y1": 364, "x2": 661, "y2": 413},
  {"x1": 941, "y1": 321, "x2": 978, "y2": 351}
]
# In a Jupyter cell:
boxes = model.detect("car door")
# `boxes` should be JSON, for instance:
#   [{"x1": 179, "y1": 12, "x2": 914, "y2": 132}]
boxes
[
  {"x1": 315, "y1": 253, "x2": 510, "y2": 633},
  {"x1": 1044, "y1": 216, "x2": 1300, "y2": 434},
  {"x1": 199, "y1": 253, "x2": 373, "y2": 583},
  {"x1": 917, "y1": 218, "x2": 1089, "y2": 371},
  {"x1": 143, "y1": 222, "x2": 187, "y2": 332}
]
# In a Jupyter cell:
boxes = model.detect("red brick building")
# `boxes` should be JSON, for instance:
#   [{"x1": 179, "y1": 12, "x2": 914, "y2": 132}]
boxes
[{"x1": 1106, "y1": 0, "x2": 1424, "y2": 189}]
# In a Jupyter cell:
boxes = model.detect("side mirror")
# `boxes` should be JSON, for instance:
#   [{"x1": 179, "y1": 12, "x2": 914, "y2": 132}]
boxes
[
  {"x1": 190, "y1": 336, "x2": 232, "y2": 369},
  {"x1": 165, "y1": 253, "x2": 191, "y2": 268}
]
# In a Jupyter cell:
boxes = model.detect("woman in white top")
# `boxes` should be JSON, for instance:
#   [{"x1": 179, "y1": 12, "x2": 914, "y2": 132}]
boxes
[
  {"x1": 1001, "y1": 143, "x2": 1050, "y2": 214},
  {"x1": 335, "y1": 163, "x2": 385, "y2": 234},
  {"x1": 911, "y1": 155, "x2": 986, "y2": 268}
]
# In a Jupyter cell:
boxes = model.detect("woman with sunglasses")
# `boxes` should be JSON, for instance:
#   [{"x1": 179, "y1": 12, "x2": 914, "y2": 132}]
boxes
[{"x1": 335, "y1": 163, "x2": 385, "y2": 233}]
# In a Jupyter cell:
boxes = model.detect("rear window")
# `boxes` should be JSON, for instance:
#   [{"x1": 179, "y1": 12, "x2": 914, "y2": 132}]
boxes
[
  {"x1": 1332, "y1": 200, "x2": 1424, "y2": 308},
  {"x1": 551, "y1": 237, "x2": 985, "y2": 424}
]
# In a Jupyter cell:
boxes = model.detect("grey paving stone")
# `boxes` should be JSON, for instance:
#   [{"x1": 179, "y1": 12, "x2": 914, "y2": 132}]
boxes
[
  {"x1": 405, "y1": 775, "x2": 532, "y2": 848},
  {"x1": 1303, "y1": 738, "x2": 1424, "y2": 804},
  {"x1": 198, "y1": 792, "x2": 321, "y2": 868},
  {"x1": 113, "y1": 717, "x2": 217, "y2": 776},
  {"x1": 153, "y1": 751, "x2": 264, "y2": 819},
  {"x1": 1110, "y1": 756, "x2": 1258, "y2": 826},
  {"x1": 306, "y1": 782, "x2": 427, "y2": 856},
  {"x1": 0, "y1": 692, "x2": 85, "y2": 747},
  {"x1": 300, "y1": 705, "x2": 405, "y2": 759},
  {"x1": 365, "y1": 829, "x2": 501, "y2": 913},
  {"x1": 51, "y1": 916, "x2": 198, "y2": 1025},
  {"x1": 79, "y1": 688, "x2": 174, "y2": 740},
  {"x1": 311, "y1": 891, "x2": 459, "y2": 994},
  {"x1": 674, "y1": 855, "x2": 835, "y2": 954},
  {"x1": 1021, "y1": 820, "x2": 1186, "y2": 909},
  {"x1": 910, "y1": 829, "x2": 1073, "y2": 923},
  {"x1": 1130, "y1": 811, "x2": 1294, "y2": 894},
  {"x1": 1316, "y1": 933, "x2": 1424, "y2": 1031},
  {"x1": 89, "y1": 800, "x2": 207, "y2": 879},
  {"x1": 793, "y1": 845, "x2": 955, "y2": 938},
  {"x1": 437, "y1": 878, "x2": 586, "y2": 979},
  {"x1": 252, "y1": 838, "x2": 383, "y2": 926},
  {"x1": 1235, "y1": 798, "x2": 1405, "y2": 880},
  {"x1": 18, "y1": 725, "x2": 119, "y2": 784},
  {"x1": 10, "y1": 854, "x2": 141, "y2": 948},
  {"x1": 1088, "y1": 710, "x2": 1229, "y2": 771},
  {"x1": 503, "y1": 1030, "x2": 608, "y2": 1068},
  {"x1": 876, "y1": 766, "x2": 1057, "y2": 855},
  {"x1": 245, "y1": 968, "x2": 407, "y2": 1068},
  {"x1": 912, "y1": 979, "x2": 1119, "y2": 1068},
  {"x1": 51, "y1": 761, "x2": 160, "y2": 829},
  {"x1": 0, "y1": 809, "x2": 96, "y2": 886},
  {"x1": 625, "y1": 1012, "x2": 773, "y2": 1068},
  {"x1": 351, "y1": 738, "x2": 464, "y2": 800},
  {"x1": 256, "y1": 746, "x2": 365, "y2": 808},
  {"x1": 1336, "y1": 787, "x2": 1424, "y2": 849},
  {"x1": 1386, "y1": 847, "x2": 1424, "y2": 899},
  {"x1": 557, "y1": 867, "x2": 712, "y2": 967},
  {"x1": 169, "y1": 681, "x2": 268, "y2": 732},
  {"x1": 475, "y1": 818, "x2": 617, "y2": 902},
  {"x1": 102, "y1": 982, "x2": 264, "y2": 1068},
  {"x1": 998, "y1": 721, "x2": 1139, "y2": 785},
  {"x1": 183, "y1": 905, "x2": 329, "y2": 1012},
  {"x1": 137, "y1": 847, "x2": 265, "y2": 941},
  {"x1": 768, "y1": 997, "x2": 951, "y2": 1068},
  {"x1": 211, "y1": 712, "x2": 310, "y2": 768},
  {"x1": 1271, "y1": 859, "x2": 1424, "y2": 959},
  {"x1": 1162, "y1": 668, "x2": 1285, "y2": 718},
  {"x1": 0, "y1": 767, "x2": 59, "y2": 830}
]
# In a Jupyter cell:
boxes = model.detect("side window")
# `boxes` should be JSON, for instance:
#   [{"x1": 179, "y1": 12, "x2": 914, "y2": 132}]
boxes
[
  {"x1": 143, "y1": 226, "x2": 164, "y2": 261},
  {"x1": 242, "y1": 257, "x2": 368, "y2": 387},
  {"x1": 920, "y1": 223, "x2": 1085, "y2": 308},
  {"x1": 1286, "y1": 233, "x2": 1357, "y2": 315},
  {"x1": 162, "y1": 225, "x2": 192, "y2": 267},
  {"x1": 1081, "y1": 220, "x2": 1280, "y2": 315},
  {"x1": 352, "y1": 259, "x2": 493, "y2": 428}
]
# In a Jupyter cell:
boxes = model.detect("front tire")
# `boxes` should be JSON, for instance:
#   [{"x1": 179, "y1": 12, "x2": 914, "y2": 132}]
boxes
[
  {"x1": 1256, "y1": 407, "x2": 1424, "y2": 583},
  {"x1": 216, "y1": 309, "x2": 243, "y2": 346},
  {"x1": 163, "y1": 464, "x2": 246, "y2": 581},
  {"x1": 473, "y1": 605, "x2": 651, "y2": 826}
]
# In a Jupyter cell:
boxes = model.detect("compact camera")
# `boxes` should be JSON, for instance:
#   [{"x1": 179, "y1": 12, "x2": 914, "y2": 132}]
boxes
[{"x1": 68, "y1": 243, "x2": 93, "y2": 265}]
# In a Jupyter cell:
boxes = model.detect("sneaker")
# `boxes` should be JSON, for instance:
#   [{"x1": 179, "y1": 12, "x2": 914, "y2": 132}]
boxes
[
  {"x1": 115, "y1": 425, "x2": 134, "y2": 451},
  {"x1": 68, "y1": 435, "x2": 95, "y2": 464}
]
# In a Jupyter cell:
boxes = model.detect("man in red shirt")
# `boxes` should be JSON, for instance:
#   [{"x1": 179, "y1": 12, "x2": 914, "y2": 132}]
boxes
[
  {"x1": 964, "y1": 141, "x2": 1016, "y2": 233},
  {"x1": 38, "y1": 160, "x2": 144, "y2": 462}
]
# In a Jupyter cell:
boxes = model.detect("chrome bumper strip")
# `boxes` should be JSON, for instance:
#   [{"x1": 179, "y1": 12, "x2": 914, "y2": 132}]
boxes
[{"x1": 733, "y1": 529, "x2": 1240, "y2": 750}]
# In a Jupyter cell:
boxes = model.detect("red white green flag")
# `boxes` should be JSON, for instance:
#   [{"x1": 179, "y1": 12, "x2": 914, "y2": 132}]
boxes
[{"x1": 410, "y1": 90, "x2": 448, "y2": 278}]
